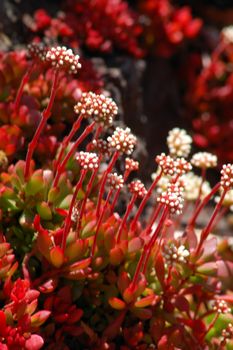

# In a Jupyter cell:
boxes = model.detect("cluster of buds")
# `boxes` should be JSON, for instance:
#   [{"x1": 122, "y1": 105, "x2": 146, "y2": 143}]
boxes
[
  {"x1": 125, "y1": 157, "x2": 139, "y2": 172},
  {"x1": 191, "y1": 152, "x2": 217, "y2": 169},
  {"x1": 157, "y1": 183, "x2": 184, "y2": 215},
  {"x1": 76, "y1": 151, "x2": 99, "y2": 170},
  {"x1": 107, "y1": 173, "x2": 124, "y2": 190},
  {"x1": 167, "y1": 128, "x2": 192, "y2": 158},
  {"x1": 128, "y1": 179, "x2": 147, "y2": 198},
  {"x1": 220, "y1": 164, "x2": 233, "y2": 190},
  {"x1": 90, "y1": 139, "x2": 111, "y2": 157},
  {"x1": 221, "y1": 323, "x2": 233, "y2": 341},
  {"x1": 175, "y1": 157, "x2": 192, "y2": 175},
  {"x1": 107, "y1": 127, "x2": 137, "y2": 155},
  {"x1": 155, "y1": 153, "x2": 177, "y2": 176},
  {"x1": 163, "y1": 243, "x2": 190, "y2": 265},
  {"x1": 213, "y1": 300, "x2": 231, "y2": 314},
  {"x1": 46, "y1": 46, "x2": 81, "y2": 74},
  {"x1": 27, "y1": 42, "x2": 47, "y2": 62},
  {"x1": 74, "y1": 92, "x2": 118, "y2": 126}
]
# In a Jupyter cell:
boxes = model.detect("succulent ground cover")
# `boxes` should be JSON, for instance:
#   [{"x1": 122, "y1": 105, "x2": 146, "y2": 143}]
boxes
[{"x1": 0, "y1": 42, "x2": 233, "y2": 349}]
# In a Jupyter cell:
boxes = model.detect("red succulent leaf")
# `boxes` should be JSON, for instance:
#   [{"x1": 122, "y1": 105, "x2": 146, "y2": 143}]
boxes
[
  {"x1": 109, "y1": 246, "x2": 125, "y2": 266},
  {"x1": 117, "y1": 271, "x2": 131, "y2": 295},
  {"x1": 25, "y1": 334, "x2": 44, "y2": 350},
  {"x1": 154, "y1": 252, "x2": 165, "y2": 287},
  {"x1": 0, "y1": 311, "x2": 6, "y2": 337},
  {"x1": 31, "y1": 310, "x2": 51, "y2": 327},
  {"x1": 67, "y1": 308, "x2": 83, "y2": 324},
  {"x1": 132, "y1": 307, "x2": 152, "y2": 320},
  {"x1": 103, "y1": 310, "x2": 126, "y2": 340},
  {"x1": 38, "y1": 277, "x2": 58, "y2": 293},
  {"x1": 108, "y1": 297, "x2": 126, "y2": 310},
  {"x1": 128, "y1": 237, "x2": 143, "y2": 253},
  {"x1": 50, "y1": 246, "x2": 64, "y2": 268},
  {"x1": 173, "y1": 295, "x2": 190, "y2": 313},
  {"x1": 134, "y1": 294, "x2": 157, "y2": 308}
]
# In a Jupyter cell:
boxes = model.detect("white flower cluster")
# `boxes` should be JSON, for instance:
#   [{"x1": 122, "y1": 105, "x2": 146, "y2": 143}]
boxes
[
  {"x1": 74, "y1": 92, "x2": 118, "y2": 126},
  {"x1": 167, "y1": 128, "x2": 192, "y2": 158},
  {"x1": 222, "y1": 26, "x2": 233, "y2": 43},
  {"x1": 191, "y1": 152, "x2": 217, "y2": 169},
  {"x1": 182, "y1": 172, "x2": 211, "y2": 201},
  {"x1": 213, "y1": 300, "x2": 231, "y2": 314},
  {"x1": 107, "y1": 173, "x2": 124, "y2": 190},
  {"x1": 155, "y1": 153, "x2": 177, "y2": 176},
  {"x1": 220, "y1": 164, "x2": 233, "y2": 190},
  {"x1": 125, "y1": 158, "x2": 139, "y2": 172},
  {"x1": 128, "y1": 180, "x2": 147, "y2": 198},
  {"x1": 76, "y1": 151, "x2": 99, "y2": 170},
  {"x1": 175, "y1": 157, "x2": 192, "y2": 175},
  {"x1": 163, "y1": 243, "x2": 190, "y2": 264},
  {"x1": 157, "y1": 183, "x2": 184, "y2": 215},
  {"x1": 90, "y1": 139, "x2": 111, "y2": 157},
  {"x1": 46, "y1": 46, "x2": 81, "y2": 74},
  {"x1": 107, "y1": 127, "x2": 137, "y2": 155},
  {"x1": 27, "y1": 42, "x2": 47, "y2": 61},
  {"x1": 222, "y1": 323, "x2": 233, "y2": 340},
  {"x1": 71, "y1": 205, "x2": 79, "y2": 222}
]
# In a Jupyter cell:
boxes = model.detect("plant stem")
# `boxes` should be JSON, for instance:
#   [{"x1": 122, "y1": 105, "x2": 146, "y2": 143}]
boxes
[
  {"x1": 143, "y1": 203, "x2": 162, "y2": 237},
  {"x1": 76, "y1": 164, "x2": 100, "y2": 237},
  {"x1": 55, "y1": 114, "x2": 84, "y2": 170},
  {"x1": 61, "y1": 169, "x2": 87, "y2": 252},
  {"x1": 131, "y1": 206, "x2": 167, "y2": 289},
  {"x1": 196, "y1": 188, "x2": 227, "y2": 255},
  {"x1": 96, "y1": 151, "x2": 119, "y2": 218},
  {"x1": 24, "y1": 69, "x2": 59, "y2": 179},
  {"x1": 188, "y1": 182, "x2": 221, "y2": 228},
  {"x1": 86, "y1": 125, "x2": 103, "y2": 151},
  {"x1": 195, "y1": 168, "x2": 206, "y2": 209},
  {"x1": 14, "y1": 63, "x2": 35, "y2": 111},
  {"x1": 202, "y1": 313, "x2": 219, "y2": 340},
  {"x1": 130, "y1": 169, "x2": 163, "y2": 231},
  {"x1": 53, "y1": 121, "x2": 95, "y2": 187},
  {"x1": 142, "y1": 207, "x2": 168, "y2": 274},
  {"x1": 110, "y1": 168, "x2": 130, "y2": 215},
  {"x1": 116, "y1": 194, "x2": 137, "y2": 244},
  {"x1": 91, "y1": 189, "x2": 113, "y2": 256}
]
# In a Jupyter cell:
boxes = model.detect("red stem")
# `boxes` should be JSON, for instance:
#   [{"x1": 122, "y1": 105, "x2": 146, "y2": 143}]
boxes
[
  {"x1": 202, "y1": 313, "x2": 219, "y2": 340},
  {"x1": 110, "y1": 169, "x2": 130, "y2": 215},
  {"x1": 14, "y1": 63, "x2": 35, "y2": 111},
  {"x1": 24, "y1": 69, "x2": 59, "y2": 179},
  {"x1": 195, "y1": 168, "x2": 206, "y2": 209},
  {"x1": 142, "y1": 207, "x2": 168, "y2": 274},
  {"x1": 61, "y1": 169, "x2": 87, "y2": 252},
  {"x1": 130, "y1": 169, "x2": 163, "y2": 231},
  {"x1": 131, "y1": 206, "x2": 167, "y2": 289},
  {"x1": 96, "y1": 151, "x2": 119, "y2": 218},
  {"x1": 188, "y1": 182, "x2": 221, "y2": 228},
  {"x1": 76, "y1": 164, "x2": 100, "y2": 237},
  {"x1": 116, "y1": 194, "x2": 137, "y2": 244},
  {"x1": 91, "y1": 189, "x2": 113, "y2": 256},
  {"x1": 143, "y1": 203, "x2": 162, "y2": 237},
  {"x1": 55, "y1": 114, "x2": 84, "y2": 170},
  {"x1": 53, "y1": 121, "x2": 95, "y2": 187},
  {"x1": 196, "y1": 189, "x2": 227, "y2": 255},
  {"x1": 86, "y1": 125, "x2": 103, "y2": 151}
]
